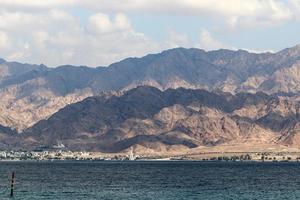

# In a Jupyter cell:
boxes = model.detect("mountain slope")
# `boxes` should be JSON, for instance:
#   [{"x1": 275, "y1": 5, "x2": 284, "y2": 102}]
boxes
[
  {"x1": 16, "y1": 86, "x2": 300, "y2": 152},
  {"x1": 2, "y1": 44, "x2": 300, "y2": 131}
]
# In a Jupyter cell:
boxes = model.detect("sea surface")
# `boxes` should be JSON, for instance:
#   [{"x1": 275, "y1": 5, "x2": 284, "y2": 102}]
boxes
[{"x1": 0, "y1": 161, "x2": 300, "y2": 199}]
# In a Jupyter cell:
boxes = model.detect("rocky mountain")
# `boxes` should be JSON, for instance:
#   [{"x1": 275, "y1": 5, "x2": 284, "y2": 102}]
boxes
[
  {"x1": 0, "y1": 58, "x2": 47, "y2": 83},
  {"x1": 9, "y1": 86, "x2": 299, "y2": 152},
  {"x1": 1, "y1": 44, "x2": 300, "y2": 150}
]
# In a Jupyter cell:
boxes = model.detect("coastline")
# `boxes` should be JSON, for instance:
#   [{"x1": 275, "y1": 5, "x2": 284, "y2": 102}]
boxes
[{"x1": 1, "y1": 150, "x2": 300, "y2": 162}]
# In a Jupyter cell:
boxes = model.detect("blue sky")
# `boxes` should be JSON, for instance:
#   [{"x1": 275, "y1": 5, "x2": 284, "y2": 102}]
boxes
[
  {"x1": 130, "y1": 14, "x2": 300, "y2": 50},
  {"x1": 0, "y1": 0, "x2": 300, "y2": 67}
]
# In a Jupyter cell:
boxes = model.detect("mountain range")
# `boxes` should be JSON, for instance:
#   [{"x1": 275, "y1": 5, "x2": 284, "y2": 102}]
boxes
[{"x1": 2, "y1": 45, "x2": 300, "y2": 153}]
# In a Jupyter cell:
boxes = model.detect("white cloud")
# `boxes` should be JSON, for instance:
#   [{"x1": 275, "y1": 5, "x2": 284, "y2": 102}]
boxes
[
  {"x1": 225, "y1": 0, "x2": 293, "y2": 29},
  {"x1": 0, "y1": 0, "x2": 298, "y2": 66},
  {"x1": 0, "y1": 0, "x2": 75, "y2": 9},
  {"x1": 197, "y1": 30, "x2": 224, "y2": 50},
  {"x1": 0, "y1": 10, "x2": 163, "y2": 67},
  {"x1": 87, "y1": 13, "x2": 131, "y2": 34},
  {"x1": 242, "y1": 48, "x2": 275, "y2": 54},
  {"x1": 0, "y1": 31, "x2": 9, "y2": 48},
  {"x1": 0, "y1": 1, "x2": 297, "y2": 29},
  {"x1": 164, "y1": 30, "x2": 191, "y2": 48},
  {"x1": 76, "y1": 0, "x2": 296, "y2": 29}
]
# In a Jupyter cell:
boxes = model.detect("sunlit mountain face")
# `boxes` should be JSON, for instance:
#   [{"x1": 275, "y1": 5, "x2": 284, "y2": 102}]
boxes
[{"x1": 1, "y1": 45, "x2": 300, "y2": 152}]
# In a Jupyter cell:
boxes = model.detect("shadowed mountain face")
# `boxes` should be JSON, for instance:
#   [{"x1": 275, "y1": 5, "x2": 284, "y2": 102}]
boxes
[
  {"x1": 2, "y1": 45, "x2": 300, "y2": 131},
  {"x1": 14, "y1": 86, "x2": 300, "y2": 152},
  {"x1": 3, "y1": 45, "x2": 300, "y2": 93},
  {"x1": 0, "y1": 124, "x2": 16, "y2": 135},
  {"x1": 1, "y1": 45, "x2": 300, "y2": 151}
]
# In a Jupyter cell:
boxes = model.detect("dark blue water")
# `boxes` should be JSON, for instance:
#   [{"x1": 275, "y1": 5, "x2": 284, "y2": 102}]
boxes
[{"x1": 0, "y1": 161, "x2": 300, "y2": 199}]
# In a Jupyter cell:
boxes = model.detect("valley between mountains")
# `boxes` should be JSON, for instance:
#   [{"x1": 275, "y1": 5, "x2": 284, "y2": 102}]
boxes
[{"x1": 2, "y1": 45, "x2": 300, "y2": 153}]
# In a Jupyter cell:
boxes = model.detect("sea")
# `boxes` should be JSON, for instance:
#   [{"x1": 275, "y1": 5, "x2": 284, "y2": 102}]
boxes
[{"x1": 0, "y1": 161, "x2": 299, "y2": 199}]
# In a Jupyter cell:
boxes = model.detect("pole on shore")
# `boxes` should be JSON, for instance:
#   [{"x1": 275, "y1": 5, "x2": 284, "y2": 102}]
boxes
[{"x1": 10, "y1": 171, "x2": 15, "y2": 197}]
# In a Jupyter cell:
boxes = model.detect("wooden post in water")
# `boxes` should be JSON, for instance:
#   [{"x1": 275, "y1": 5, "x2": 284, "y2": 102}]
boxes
[{"x1": 10, "y1": 171, "x2": 15, "y2": 197}]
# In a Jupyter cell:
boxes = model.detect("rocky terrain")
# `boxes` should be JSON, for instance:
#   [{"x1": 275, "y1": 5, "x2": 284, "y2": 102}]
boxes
[
  {"x1": 1, "y1": 44, "x2": 300, "y2": 132},
  {"x1": 8, "y1": 86, "x2": 299, "y2": 152},
  {"x1": 2, "y1": 45, "x2": 300, "y2": 152}
]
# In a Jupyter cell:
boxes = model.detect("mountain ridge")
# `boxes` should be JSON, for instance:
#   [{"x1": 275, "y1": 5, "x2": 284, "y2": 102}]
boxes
[
  {"x1": 9, "y1": 86, "x2": 296, "y2": 152},
  {"x1": 1, "y1": 45, "x2": 300, "y2": 153}
]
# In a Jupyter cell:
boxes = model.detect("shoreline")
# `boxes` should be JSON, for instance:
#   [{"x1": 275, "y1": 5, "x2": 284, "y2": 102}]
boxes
[
  {"x1": 2, "y1": 147, "x2": 300, "y2": 162},
  {"x1": 1, "y1": 159, "x2": 300, "y2": 163}
]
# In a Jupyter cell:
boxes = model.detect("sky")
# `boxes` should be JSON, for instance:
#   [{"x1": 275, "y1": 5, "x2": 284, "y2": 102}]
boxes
[{"x1": 0, "y1": 0, "x2": 300, "y2": 67}]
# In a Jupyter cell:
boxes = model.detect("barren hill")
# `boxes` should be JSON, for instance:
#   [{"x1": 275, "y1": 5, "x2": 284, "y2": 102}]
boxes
[{"x1": 14, "y1": 86, "x2": 300, "y2": 152}]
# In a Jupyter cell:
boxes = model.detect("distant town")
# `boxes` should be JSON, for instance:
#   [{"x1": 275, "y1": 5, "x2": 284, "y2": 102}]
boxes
[
  {"x1": 0, "y1": 150, "x2": 137, "y2": 161},
  {"x1": 1, "y1": 149, "x2": 300, "y2": 162}
]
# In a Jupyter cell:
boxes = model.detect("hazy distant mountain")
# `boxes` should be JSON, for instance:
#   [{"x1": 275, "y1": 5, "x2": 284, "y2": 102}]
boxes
[
  {"x1": 1, "y1": 45, "x2": 300, "y2": 133},
  {"x1": 13, "y1": 86, "x2": 300, "y2": 152},
  {"x1": 0, "y1": 58, "x2": 46, "y2": 78}
]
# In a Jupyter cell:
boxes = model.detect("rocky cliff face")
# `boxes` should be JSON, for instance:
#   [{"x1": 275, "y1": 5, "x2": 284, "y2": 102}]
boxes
[
  {"x1": 12, "y1": 86, "x2": 299, "y2": 152},
  {"x1": 2, "y1": 45, "x2": 300, "y2": 152}
]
